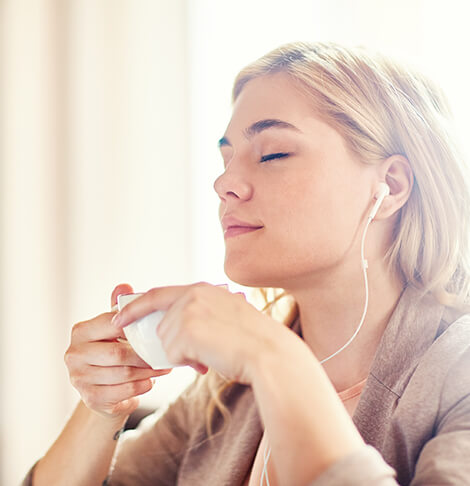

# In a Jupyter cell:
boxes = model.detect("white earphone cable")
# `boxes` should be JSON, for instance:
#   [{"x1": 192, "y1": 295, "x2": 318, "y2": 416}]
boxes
[
  {"x1": 260, "y1": 439, "x2": 272, "y2": 486},
  {"x1": 317, "y1": 215, "x2": 372, "y2": 365},
  {"x1": 260, "y1": 214, "x2": 375, "y2": 486}
]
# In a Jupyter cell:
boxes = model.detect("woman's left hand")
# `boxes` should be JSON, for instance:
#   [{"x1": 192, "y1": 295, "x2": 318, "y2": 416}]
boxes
[{"x1": 111, "y1": 282, "x2": 285, "y2": 384}]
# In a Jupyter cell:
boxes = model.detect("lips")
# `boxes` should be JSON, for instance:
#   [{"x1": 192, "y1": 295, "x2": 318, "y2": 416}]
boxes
[
  {"x1": 221, "y1": 215, "x2": 264, "y2": 239},
  {"x1": 224, "y1": 226, "x2": 262, "y2": 238},
  {"x1": 221, "y1": 215, "x2": 264, "y2": 233}
]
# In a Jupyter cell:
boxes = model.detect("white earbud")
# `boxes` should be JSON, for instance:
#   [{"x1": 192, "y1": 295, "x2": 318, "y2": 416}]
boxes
[{"x1": 368, "y1": 182, "x2": 390, "y2": 220}]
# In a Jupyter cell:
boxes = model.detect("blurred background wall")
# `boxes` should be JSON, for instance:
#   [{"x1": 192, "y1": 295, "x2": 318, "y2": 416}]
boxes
[{"x1": 1, "y1": 0, "x2": 470, "y2": 483}]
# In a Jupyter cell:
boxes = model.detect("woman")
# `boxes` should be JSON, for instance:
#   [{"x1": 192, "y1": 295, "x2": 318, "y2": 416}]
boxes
[{"x1": 25, "y1": 42, "x2": 470, "y2": 485}]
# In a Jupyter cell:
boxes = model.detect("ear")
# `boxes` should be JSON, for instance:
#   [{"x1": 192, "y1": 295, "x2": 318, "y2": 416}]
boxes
[{"x1": 374, "y1": 154, "x2": 414, "y2": 219}]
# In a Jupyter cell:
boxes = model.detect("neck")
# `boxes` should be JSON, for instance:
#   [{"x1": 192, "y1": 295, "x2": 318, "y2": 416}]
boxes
[{"x1": 284, "y1": 258, "x2": 404, "y2": 392}]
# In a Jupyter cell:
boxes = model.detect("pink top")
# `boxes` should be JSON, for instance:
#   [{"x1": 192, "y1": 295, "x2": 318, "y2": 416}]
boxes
[{"x1": 338, "y1": 378, "x2": 368, "y2": 402}]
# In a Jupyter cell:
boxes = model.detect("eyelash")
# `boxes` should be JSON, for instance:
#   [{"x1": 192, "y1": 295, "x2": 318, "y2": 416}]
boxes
[{"x1": 260, "y1": 152, "x2": 290, "y2": 163}]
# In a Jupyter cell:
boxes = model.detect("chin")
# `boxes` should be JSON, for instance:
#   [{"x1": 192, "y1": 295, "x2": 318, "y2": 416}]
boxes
[{"x1": 224, "y1": 263, "x2": 283, "y2": 289}]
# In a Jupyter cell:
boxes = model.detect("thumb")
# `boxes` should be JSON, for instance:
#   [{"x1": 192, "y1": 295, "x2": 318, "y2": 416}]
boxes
[{"x1": 111, "y1": 283, "x2": 134, "y2": 310}]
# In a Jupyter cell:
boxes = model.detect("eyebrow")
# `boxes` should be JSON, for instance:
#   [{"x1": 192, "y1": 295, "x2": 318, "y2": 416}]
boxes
[{"x1": 217, "y1": 118, "x2": 302, "y2": 148}]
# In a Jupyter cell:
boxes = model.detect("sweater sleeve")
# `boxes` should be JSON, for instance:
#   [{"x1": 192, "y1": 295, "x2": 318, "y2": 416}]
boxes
[{"x1": 307, "y1": 445, "x2": 397, "y2": 485}]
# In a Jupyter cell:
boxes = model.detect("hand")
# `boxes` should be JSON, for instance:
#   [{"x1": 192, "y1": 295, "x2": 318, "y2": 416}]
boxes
[
  {"x1": 64, "y1": 283, "x2": 172, "y2": 419},
  {"x1": 111, "y1": 282, "x2": 286, "y2": 385}
]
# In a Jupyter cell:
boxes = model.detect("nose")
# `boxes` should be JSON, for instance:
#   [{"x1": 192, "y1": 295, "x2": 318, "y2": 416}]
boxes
[{"x1": 213, "y1": 164, "x2": 253, "y2": 202}]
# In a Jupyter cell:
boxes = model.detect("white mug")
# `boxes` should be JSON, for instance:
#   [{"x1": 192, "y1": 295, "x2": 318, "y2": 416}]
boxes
[{"x1": 117, "y1": 293, "x2": 180, "y2": 370}]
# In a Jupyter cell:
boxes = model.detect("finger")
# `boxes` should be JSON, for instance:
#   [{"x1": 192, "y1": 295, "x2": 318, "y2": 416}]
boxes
[
  {"x1": 112, "y1": 283, "x2": 202, "y2": 329},
  {"x1": 105, "y1": 397, "x2": 140, "y2": 417},
  {"x1": 157, "y1": 310, "x2": 205, "y2": 371},
  {"x1": 185, "y1": 360, "x2": 209, "y2": 374},
  {"x1": 84, "y1": 365, "x2": 171, "y2": 385},
  {"x1": 72, "y1": 312, "x2": 125, "y2": 344},
  {"x1": 91, "y1": 379, "x2": 154, "y2": 406},
  {"x1": 78, "y1": 341, "x2": 152, "y2": 367},
  {"x1": 155, "y1": 289, "x2": 188, "y2": 340},
  {"x1": 111, "y1": 283, "x2": 134, "y2": 309},
  {"x1": 156, "y1": 307, "x2": 180, "y2": 346}
]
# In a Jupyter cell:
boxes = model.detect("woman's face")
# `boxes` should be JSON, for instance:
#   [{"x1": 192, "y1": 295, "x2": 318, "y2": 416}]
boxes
[{"x1": 213, "y1": 72, "x2": 377, "y2": 290}]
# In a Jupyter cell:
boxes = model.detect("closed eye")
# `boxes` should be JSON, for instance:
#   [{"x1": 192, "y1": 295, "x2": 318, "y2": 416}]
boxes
[{"x1": 260, "y1": 152, "x2": 290, "y2": 163}]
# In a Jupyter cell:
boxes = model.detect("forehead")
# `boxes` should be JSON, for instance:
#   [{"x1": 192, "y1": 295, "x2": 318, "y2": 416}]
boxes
[
  {"x1": 222, "y1": 72, "x2": 347, "y2": 153},
  {"x1": 226, "y1": 73, "x2": 315, "y2": 134}
]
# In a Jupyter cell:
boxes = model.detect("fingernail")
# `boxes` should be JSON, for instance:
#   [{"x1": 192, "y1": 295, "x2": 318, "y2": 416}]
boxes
[{"x1": 216, "y1": 284, "x2": 229, "y2": 289}]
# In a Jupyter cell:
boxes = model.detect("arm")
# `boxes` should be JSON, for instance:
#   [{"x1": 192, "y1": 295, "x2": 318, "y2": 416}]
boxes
[
  {"x1": 249, "y1": 327, "x2": 396, "y2": 485},
  {"x1": 29, "y1": 401, "x2": 128, "y2": 486},
  {"x1": 24, "y1": 284, "x2": 170, "y2": 486},
  {"x1": 26, "y1": 372, "x2": 207, "y2": 486},
  {"x1": 249, "y1": 327, "x2": 365, "y2": 484}
]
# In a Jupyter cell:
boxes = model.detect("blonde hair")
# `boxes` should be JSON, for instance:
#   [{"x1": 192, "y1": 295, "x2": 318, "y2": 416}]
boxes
[{"x1": 199, "y1": 41, "x2": 470, "y2": 439}]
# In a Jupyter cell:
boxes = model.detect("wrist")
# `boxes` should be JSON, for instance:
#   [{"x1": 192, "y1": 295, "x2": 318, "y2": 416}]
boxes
[
  {"x1": 247, "y1": 318, "x2": 304, "y2": 386},
  {"x1": 80, "y1": 401, "x2": 129, "y2": 432}
]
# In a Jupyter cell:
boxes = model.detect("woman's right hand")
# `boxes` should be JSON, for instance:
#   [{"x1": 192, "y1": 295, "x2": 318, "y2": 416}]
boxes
[{"x1": 64, "y1": 283, "x2": 172, "y2": 420}]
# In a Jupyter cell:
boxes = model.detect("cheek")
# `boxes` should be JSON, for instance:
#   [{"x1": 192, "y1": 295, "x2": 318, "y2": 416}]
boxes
[
  {"x1": 222, "y1": 166, "x2": 368, "y2": 285},
  {"x1": 267, "y1": 178, "x2": 359, "y2": 258},
  {"x1": 270, "y1": 175, "x2": 334, "y2": 231}
]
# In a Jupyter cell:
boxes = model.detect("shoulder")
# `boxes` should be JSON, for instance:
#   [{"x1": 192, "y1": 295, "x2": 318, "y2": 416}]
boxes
[
  {"x1": 406, "y1": 313, "x2": 470, "y2": 417},
  {"x1": 422, "y1": 313, "x2": 470, "y2": 375},
  {"x1": 431, "y1": 315, "x2": 470, "y2": 418}
]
